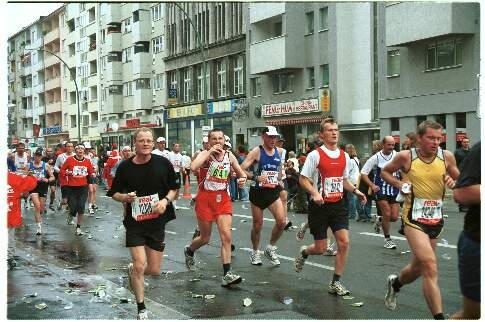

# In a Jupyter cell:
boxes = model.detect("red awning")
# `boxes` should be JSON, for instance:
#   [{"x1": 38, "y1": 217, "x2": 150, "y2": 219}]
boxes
[{"x1": 265, "y1": 115, "x2": 327, "y2": 126}]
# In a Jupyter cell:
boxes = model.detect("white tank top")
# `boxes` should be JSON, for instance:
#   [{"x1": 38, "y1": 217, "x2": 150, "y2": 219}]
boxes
[
  {"x1": 14, "y1": 153, "x2": 29, "y2": 173},
  {"x1": 203, "y1": 152, "x2": 231, "y2": 191}
]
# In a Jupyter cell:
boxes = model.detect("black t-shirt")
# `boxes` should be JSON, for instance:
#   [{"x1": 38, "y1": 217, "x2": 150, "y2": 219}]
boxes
[
  {"x1": 454, "y1": 147, "x2": 470, "y2": 169},
  {"x1": 454, "y1": 141, "x2": 480, "y2": 238},
  {"x1": 107, "y1": 154, "x2": 180, "y2": 230}
]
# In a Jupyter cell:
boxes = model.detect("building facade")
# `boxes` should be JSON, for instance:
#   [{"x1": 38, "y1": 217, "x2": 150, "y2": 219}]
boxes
[{"x1": 378, "y1": 2, "x2": 480, "y2": 150}]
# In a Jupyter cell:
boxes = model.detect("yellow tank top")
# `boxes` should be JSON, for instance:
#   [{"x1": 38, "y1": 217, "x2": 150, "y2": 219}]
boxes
[{"x1": 403, "y1": 147, "x2": 446, "y2": 211}]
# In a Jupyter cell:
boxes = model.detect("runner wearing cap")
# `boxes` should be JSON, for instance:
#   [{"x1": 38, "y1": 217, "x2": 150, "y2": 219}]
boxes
[
  {"x1": 168, "y1": 143, "x2": 184, "y2": 210},
  {"x1": 240, "y1": 126, "x2": 286, "y2": 266},
  {"x1": 54, "y1": 141, "x2": 75, "y2": 214},
  {"x1": 83, "y1": 142, "x2": 99, "y2": 215},
  {"x1": 152, "y1": 137, "x2": 170, "y2": 159}
]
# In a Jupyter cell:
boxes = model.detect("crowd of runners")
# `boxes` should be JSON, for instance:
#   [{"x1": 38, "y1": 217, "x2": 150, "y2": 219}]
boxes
[{"x1": 7, "y1": 118, "x2": 480, "y2": 320}]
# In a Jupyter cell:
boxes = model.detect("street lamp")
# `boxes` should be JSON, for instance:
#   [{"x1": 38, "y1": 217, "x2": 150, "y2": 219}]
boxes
[
  {"x1": 172, "y1": 3, "x2": 208, "y2": 126},
  {"x1": 25, "y1": 46, "x2": 81, "y2": 143}
]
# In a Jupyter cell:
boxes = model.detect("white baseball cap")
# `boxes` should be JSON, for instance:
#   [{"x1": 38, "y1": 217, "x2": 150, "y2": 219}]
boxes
[
  {"x1": 83, "y1": 141, "x2": 91, "y2": 149},
  {"x1": 202, "y1": 136, "x2": 209, "y2": 143},
  {"x1": 262, "y1": 126, "x2": 280, "y2": 136},
  {"x1": 156, "y1": 137, "x2": 166, "y2": 143},
  {"x1": 224, "y1": 141, "x2": 232, "y2": 149}
]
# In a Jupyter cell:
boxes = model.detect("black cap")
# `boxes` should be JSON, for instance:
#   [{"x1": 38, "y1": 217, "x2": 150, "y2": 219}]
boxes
[{"x1": 34, "y1": 148, "x2": 43, "y2": 156}]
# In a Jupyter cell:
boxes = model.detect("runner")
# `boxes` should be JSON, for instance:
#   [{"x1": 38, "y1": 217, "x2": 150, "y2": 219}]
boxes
[
  {"x1": 13, "y1": 142, "x2": 30, "y2": 174},
  {"x1": 293, "y1": 117, "x2": 366, "y2": 296},
  {"x1": 184, "y1": 128, "x2": 247, "y2": 286},
  {"x1": 83, "y1": 142, "x2": 99, "y2": 215},
  {"x1": 381, "y1": 120, "x2": 459, "y2": 319},
  {"x1": 54, "y1": 141, "x2": 75, "y2": 213},
  {"x1": 240, "y1": 126, "x2": 286, "y2": 266},
  {"x1": 152, "y1": 136, "x2": 170, "y2": 159},
  {"x1": 42, "y1": 146, "x2": 58, "y2": 211},
  {"x1": 168, "y1": 143, "x2": 184, "y2": 210},
  {"x1": 27, "y1": 148, "x2": 55, "y2": 235},
  {"x1": 60, "y1": 144, "x2": 96, "y2": 236},
  {"x1": 108, "y1": 128, "x2": 179, "y2": 320},
  {"x1": 360, "y1": 136, "x2": 401, "y2": 249}
]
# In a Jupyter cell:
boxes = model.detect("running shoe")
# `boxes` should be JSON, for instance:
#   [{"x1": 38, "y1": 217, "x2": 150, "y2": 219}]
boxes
[
  {"x1": 384, "y1": 239, "x2": 397, "y2": 249},
  {"x1": 221, "y1": 271, "x2": 242, "y2": 286},
  {"x1": 294, "y1": 246, "x2": 307, "y2": 272},
  {"x1": 385, "y1": 274, "x2": 398, "y2": 310},
  {"x1": 184, "y1": 246, "x2": 195, "y2": 270},
  {"x1": 67, "y1": 214, "x2": 74, "y2": 225},
  {"x1": 284, "y1": 220, "x2": 293, "y2": 231},
  {"x1": 264, "y1": 246, "x2": 280, "y2": 266},
  {"x1": 75, "y1": 227, "x2": 84, "y2": 236},
  {"x1": 36, "y1": 225, "x2": 42, "y2": 236},
  {"x1": 88, "y1": 208, "x2": 95, "y2": 215},
  {"x1": 296, "y1": 222, "x2": 307, "y2": 241},
  {"x1": 374, "y1": 216, "x2": 382, "y2": 234},
  {"x1": 328, "y1": 280, "x2": 351, "y2": 296},
  {"x1": 249, "y1": 249, "x2": 262, "y2": 266},
  {"x1": 192, "y1": 227, "x2": 200, "y2": 240},
  {"x1": 323, "y1": 247, "x2": 337, "y2": 256},
  {"x1": 57, "y1": 202, "x2": 62, "y2": 211},
  {"x1": 49, "y1": 204, "x2": 55, "y2": 211},
  {"x1": 137, "y1": 309, "x2": 148, "y2": 320},
  {"x1": 126, "y1": 263, "x2": 134, "y2": 294},
  {"x1": 92, "y1": 204, "x2": 99, "y2": 211}
]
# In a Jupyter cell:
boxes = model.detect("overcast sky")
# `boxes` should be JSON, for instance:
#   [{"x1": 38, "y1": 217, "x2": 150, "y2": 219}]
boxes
[{"x1": 5, "y1": 2, "x2": 63, "y2": 38}]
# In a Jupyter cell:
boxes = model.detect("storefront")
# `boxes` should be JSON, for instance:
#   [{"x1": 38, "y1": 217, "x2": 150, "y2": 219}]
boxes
[{"x1": 41, "y1": 125, "x2": 69, "y2": 148}]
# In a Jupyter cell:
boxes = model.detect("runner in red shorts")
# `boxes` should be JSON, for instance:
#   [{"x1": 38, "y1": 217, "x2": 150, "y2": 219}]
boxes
[{"x1": 184, "y1": 128, "x2": 247, "y2": 286}]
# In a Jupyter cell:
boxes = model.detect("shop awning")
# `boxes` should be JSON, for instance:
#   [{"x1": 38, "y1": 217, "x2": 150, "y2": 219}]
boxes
[{"x1": 265, "y1": 115, "x2": 327, "y2": 126}]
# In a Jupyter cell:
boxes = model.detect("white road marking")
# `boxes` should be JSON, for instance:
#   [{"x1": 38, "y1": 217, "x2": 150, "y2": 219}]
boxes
[
  {"x1": 233, "y1": 213, "x2": 275, "y2": 222},
  {"x1": 239, "y1": 247, "x2": 335, "y2": 271},
  {"x1": 165, "y1": 230, "x2": 177, "y2": 235},
  {"x1": 359, "y1": 232, "x2": 457, "y2": 249}
]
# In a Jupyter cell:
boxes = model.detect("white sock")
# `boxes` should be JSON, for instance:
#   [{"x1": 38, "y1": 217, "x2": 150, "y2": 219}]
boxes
[{"x1": 266, "y1": 244, "x2": 276, "y2": 251}]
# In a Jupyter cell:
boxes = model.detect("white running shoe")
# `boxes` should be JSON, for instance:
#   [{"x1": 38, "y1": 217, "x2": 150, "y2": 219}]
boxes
[
  {"x1": 137, "y1": 309, "x2": 148, "y2": 320},
  {"x1": 36, "y1": 225, "x2": 42, "y2": 236},
  {"x1": 384, "y1": 239, "x2": 397, "y2": 249},
  {"x1": 385, "y1": 274, "x2": 398, "y2": 310},
  {"x1": 294, "y1": 246, "x2": 307, "y2": 272},
  {"x1": 328, "y1": 280, "x2": 351, "y2": 296},
  {"x1": 221, "y1": 271, "x2": 242, "y2": 286},
  {"x1": 249, "y1": 250, "x2": 262, "y2": 266},
  {"x1": 264, "y1": 246, "x2": 280, "y2": 266},
  {"x1": 184, "y1": 246, "x2": 195, "y2": 270},
  {"x1": 75, "y1": 227, "x2": 84, "y2": 236},
  {"x1": 296, "y1": 222, "x2": 307, "y2": 241}
]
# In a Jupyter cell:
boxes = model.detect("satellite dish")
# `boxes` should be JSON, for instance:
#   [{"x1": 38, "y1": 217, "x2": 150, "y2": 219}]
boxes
[{"x1": 112, "y1": 122, "x2": 119, "y2": 131}]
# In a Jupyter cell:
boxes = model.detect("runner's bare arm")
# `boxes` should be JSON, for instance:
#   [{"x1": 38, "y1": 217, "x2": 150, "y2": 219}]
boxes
[
  {"x1": 229, "y1": 153, "x2": 247, "y2": 187},
  {"x1": 190, "y1": 149, "x2": 211, "y2": 172},
  {"x1": 343, "y1": 178, "x2": 367, "y2": 205},
  {"x1": 299, "y1": 174, "x2": 321, "y2": 202},
  {"x1": 443, "y1": 150, "x2": 460, "y2": 182}
]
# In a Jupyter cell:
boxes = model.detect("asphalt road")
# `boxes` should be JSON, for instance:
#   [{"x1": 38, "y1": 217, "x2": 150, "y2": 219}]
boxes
[{"x1": 6, "y1": 183, "x2": 464, "y2": 320}]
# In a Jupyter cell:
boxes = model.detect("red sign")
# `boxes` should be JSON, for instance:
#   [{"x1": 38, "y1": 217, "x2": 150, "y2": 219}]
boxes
[
  {"x1": 456, "y1": 133, "x2": 467, "y2": 142},
  {"x1": 126, "y1": 118, "x2": 140, "y2": 128}
]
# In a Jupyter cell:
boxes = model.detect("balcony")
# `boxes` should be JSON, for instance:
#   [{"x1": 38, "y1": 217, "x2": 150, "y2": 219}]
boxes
[
  {"x1": 250, "y1": 35, "x2": 304, "y2": 74},
  {"x1": 44, "y1": 27, "x2": 60, "y2": 44},
  {"x1": 133, "y1": 89, "x2": 152, "y2": 110},
  {"x1": 105, "y1": 6, "x2": 121, "y2": 24},
  {"x1": 106, "y1": 31, "x2": 121, "y2": 50},
  {"x1": 104, "y1": 61, "x2": 123, "y2": 82},
  {"x1": 22, "y1": 65, "x2": 32, "y2": 76},
  {"x1": 386, "y1": 2, "x2": 478, "y2": 46},
  {"x1": 249, "y1": 2, "x2": 286, "y2": 24},
  {"x1": 24, "y1": 86, "x2": 32, "y2": 97},
  {"x1": 132, "y1": 12, "x2": 151, "y2": 43},
  {"x1": 132, "y1": 52, "x2": 151, "y2": 77},
  {"x1": 103, "y1": 94, "x2": 123, "y2": 114},
  {"x1": 45, "y1": 77, "x2": 61, "y2": 91},
  {"x1": 44, "y1": 52, "x2": 61, "y2": 68},
  {"x1": 17, "y1": 108, "x2": 27, "y2": 118},
  {"x1": 25, "y1": 108, "x2": 33, "y2": 118},
  {"x1": 34, "y1": 83, "x2": 45, "y2": 93},
  {"x1": 46, "y1": 101, "x2": 61, "y2": 114}
]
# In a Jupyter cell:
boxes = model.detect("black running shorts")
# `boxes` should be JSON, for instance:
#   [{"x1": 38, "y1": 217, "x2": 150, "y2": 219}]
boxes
[
  {"x1": 125, "y1": 228, "x2": 166, "y2": 252},
  {"x1": 308, "y1": 199, "x2": 349, "y2": 240},
  {"x1": 249, "y1": 186, "x2": 282, "y2": 209}
]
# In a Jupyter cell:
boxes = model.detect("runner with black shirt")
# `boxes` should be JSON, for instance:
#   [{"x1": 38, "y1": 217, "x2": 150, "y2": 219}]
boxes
[{"x1": 107, "y1": 128, "x2": 179, "y2": 320}]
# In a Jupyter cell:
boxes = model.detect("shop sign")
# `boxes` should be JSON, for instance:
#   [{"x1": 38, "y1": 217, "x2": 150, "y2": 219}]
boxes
[
  {"x1": 207, "y1": 99, "x2": 239, "y2": 114},
  {"x1": 320, "y1": 89, "x2": 331, "y2": 112},
  {"x1": 42, "y1": 125, "x2": 63, "y2": 135},
  {"x1": 126, "y1": 118, "x2": 140, "y2": 128},
  {"x1": 168, "y1": 88, "x2": 178, "y2": 105},
  {"x1": 168, "y1": 104, "x2": 203, "y2": 119},
  {"x1": 262, "y1": 98, "x2": 319, "y2": 117},
  {"x1": 202, "y1": 125, "x2": 212, "y2": 137}
]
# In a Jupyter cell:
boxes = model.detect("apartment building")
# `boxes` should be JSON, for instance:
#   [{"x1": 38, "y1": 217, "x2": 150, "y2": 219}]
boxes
[
  {"x1": 243, "y1": 3, "x2": 379, "y2": 155},
  {"x1": 378, "y1": 2, "x2": 480, "y2": 150},
  {"x1": 164, "y1": 2, "x2": 247, "y2": 154}
]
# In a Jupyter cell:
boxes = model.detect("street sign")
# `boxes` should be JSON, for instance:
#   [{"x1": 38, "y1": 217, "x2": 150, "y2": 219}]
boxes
[{"x1": 168, "y1": 88, "x2": 178, "y2": 105}]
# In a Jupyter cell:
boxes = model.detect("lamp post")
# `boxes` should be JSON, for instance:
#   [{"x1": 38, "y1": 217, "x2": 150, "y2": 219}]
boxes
[
  {"x1": 26, "y1": 46, "x2": 82, "y2": 143},
  {"x1": 172, "y1": 3, "x2": 208, "y2": 126}
]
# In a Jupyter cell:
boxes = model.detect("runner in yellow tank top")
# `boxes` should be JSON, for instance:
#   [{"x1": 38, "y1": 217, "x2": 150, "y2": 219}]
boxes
[{"x1": 380, "y1": 121, "x2": 459, "y2": 319}]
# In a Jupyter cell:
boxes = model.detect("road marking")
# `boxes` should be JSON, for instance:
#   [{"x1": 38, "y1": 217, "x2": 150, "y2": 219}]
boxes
[
  {"x1": 239, "y1": 247, "x2": 334, "y2": 271},
  {"x1": 175, "y1": 206, "x2": 190, "y2": 210},
  {"x1": 165, "y1": 230, "x2": 177, "y2": 235},
  {"x1": 359, "y1": 232, "x2": 457, "y2": 249},
  {"x1": 233, "y1": 213, "x2": 275, "y2": 223}
]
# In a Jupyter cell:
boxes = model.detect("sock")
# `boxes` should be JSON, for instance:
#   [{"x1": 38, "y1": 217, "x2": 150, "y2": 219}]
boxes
[
  {"x1": 186, "y1": 246, "x2": 194, "y2": 257},
  {"x1": 302, "y1": 249, "x2": 308, "y2": 259},
  {"x1": 37, "y1": 222, "x2": 42, "y2": 228},
  {"x1": 433, "y1": 313, "x2": 445, "y2": 320},
  {"x1": 223, "y1": 263, "x2": 230, "y2": 275},
  {"x1": 137, "y1": 301, "x2": 146, "y2": 312},
  {"x1": 384, "y1": 235, "x2": 391, "y2": 239},
  {"x1": 332, "y1": 273, "x2": 340, "y2": 283},
  {"x1": 392, "y1": 277, "x2": 403, "y2": 292},
  {"x1": 266, "y1": 244, "x2": 275, "y2": 251}
]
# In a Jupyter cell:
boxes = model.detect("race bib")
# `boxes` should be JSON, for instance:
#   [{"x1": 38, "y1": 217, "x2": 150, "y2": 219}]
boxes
[
  {"x1": 72, "y1": 165, "x2": 88, "y2": 178},
  {"x1": 131, "y1": 193, "x2": 160, "y2": 221},
  {"x1": 207, "y1": 161, "x2": 230, "y2": 183},
  {"x1": 31, "y1": 168, "x2": 44, "y2": 180},
  {"x1": 323, "y1": 177, "x2": 343, "y2": 199},
  {"x1": 261, "y1": 170, "x2": 279, "y2": 188},
  {"x1": 411, "y1": 198, "x2": 443, "y2": 225},
  {"x1": 172, "y1": 160, "x2": 181, "y2": 172}
]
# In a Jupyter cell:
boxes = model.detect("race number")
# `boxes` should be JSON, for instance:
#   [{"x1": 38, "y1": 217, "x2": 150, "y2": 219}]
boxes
[
  {"x1": 323, "y1": 177, "x2": 343, "y2": 199},
  {"x1": 131, "y1": 193, "x2": 160, "y2": 221},
  {"x1": 72, "y1": 165, "x2": 88, "y2": 178},
  {"x1": 261, "y1": 170, "x2": 279, "y2": 188},
  {"x1": 411, "y1": 198, "x2": 443, "y2": 225}
]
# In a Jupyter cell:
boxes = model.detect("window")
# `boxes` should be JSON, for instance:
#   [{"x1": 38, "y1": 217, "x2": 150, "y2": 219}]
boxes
[
  {"x1": 307, "y1": 67, "x2": 315, "y2": 89},
  {"x1": 274, "y1": 22, "x2": 282, "y2": 37},
  {"x1": 250, "y1": 77, "x2": 261, "y2": 97},
  {"x1": 387, "y1": 49, "x2": 400, "y2": 76},
  {"x1": 151, "y1": 4, "x2": 162, "y2": 22},
  {"x1": 122, "y1": 47, "x2": 132, "y2": 63},
  {"x1": 169, "y1": 71, "x2": 178, "y2": 90},
  {"x1": 455, "y1": 112, "x2": 466, "y2": 128},
  {"x1": 416, "y1": 115, "x2": 426, "y2": 127},
  {"x1": 234, "y1": 55, "x2": 244, "y2": 95},
  {"x1": 183, "y1": 68, "x2": 192, "y2": 102},
  {"x1": 390, "y1": 118, "x2": 399, "y2": 131},
  {"x1": 63, "y1": 89, "x2": 67, "y2": 101},
  {"x1": 319, "y1": 7, "x2": 328, "y2": 31},
  {"x1": 122, "y1": 18, "x2": 131, "y2": 33},
  {"x1": 215, "y1": 4, "x2": 225, "y2": 41},
  {"x1": 153, "y1": 73, "x2": 164, "y2": 91},
  {"x1": 136, "y1": 78, "x2": 151, "y2": 90},
  {"x1": 273, "y1": 72, "x2": 294, "y2": 94},
  {"x1": 320, "y1": 64, "x2": 329, "y2": 87},
  {"x1": 123, "y1": 82, "x2": 133, "y2": 96},
  {"x1": 426, "y1": 39, "x2": 462, "y2": 70},
  {"x1": 306, "y1": 12, "x2": 314, "y2": 34},
  {"x1": 217, "y1": 60, "x2": 226, "y2": 97},
  {"x1": 82, "y1": 115, "x2": 89, "y2": 127},
  {"x1": 152, "y1": 36, "x2": 163, "y2": 54},
  {"x1": 197, "y1": 64, "x2": 211, "y2": 100}
]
